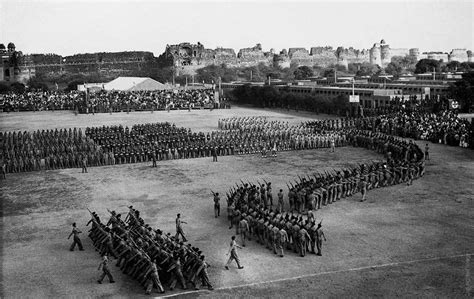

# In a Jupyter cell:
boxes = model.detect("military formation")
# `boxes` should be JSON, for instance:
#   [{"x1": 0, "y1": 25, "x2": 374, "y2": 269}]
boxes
[
  {"x1": 222, "y1": 129, "x2": 425, "y2": 257},
  {"x1": 1, "y1": 128, "x2": 100, "y2": 172},
  {"x1": 3, "y1": 110, "x2": 430, "y2": 294},
  {"x1": 87, "y1": 207, "x2": 213, "y2": 295},
  {"x1": 2, "y1": 118, "x2": 348, "y2": 174},
  {"x1": 218, "y1": 116, "x2": 346, "y2": 154}
]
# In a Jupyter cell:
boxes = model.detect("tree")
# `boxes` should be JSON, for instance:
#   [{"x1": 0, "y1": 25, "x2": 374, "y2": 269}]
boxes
[
  {"x1": 27, "y1": 78, "x2": 49, "y2": 92},
  {"x1": 459, "y1": 62, "x2": 474, "y2": 72},
  {"x1": 10, "y1": 82, "x2": 26, "y2": 93},
  {"x1": 414, "y1": 59, "x2": 441, "y2": 74},
  {"x1": 293, "y1": 66, "x2": 314, "y2": 80},
  {"x1": 0, "y1": 82, "x2": 11, "y2": 94},
  {"x1": 448, "y1": 72, "x2": 474, "y2": 113},
  {"x1": 385, "y1": 61, "x2": 403, "y2": 77},
  {"x1": 446, "y1": 61, "x2": 461, "y2": 72},
  {"x1": 65, "y1": 80, "x2": 85, "y2": 92},
  {"x1": 356, "y1": 63, "x2": 380, "y2": 76}
]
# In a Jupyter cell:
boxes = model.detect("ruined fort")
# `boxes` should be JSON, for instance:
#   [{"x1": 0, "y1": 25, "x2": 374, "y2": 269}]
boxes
[
  {"x1": 1, "y1": 39, "x2": 472, "y2": 82},
  {"x1": 162, "y1": 39, "x2": 472, "y2": 75}
]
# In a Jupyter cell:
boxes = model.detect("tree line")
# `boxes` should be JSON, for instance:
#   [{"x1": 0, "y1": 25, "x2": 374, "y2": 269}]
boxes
[{"x1": 230, "y1": 84, "x2": 352, "y2": 116}]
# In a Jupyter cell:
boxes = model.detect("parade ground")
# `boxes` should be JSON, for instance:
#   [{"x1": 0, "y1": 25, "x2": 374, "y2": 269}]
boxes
[{"x1": 1, "y1": 107, "x2": 473, "y2": 298}]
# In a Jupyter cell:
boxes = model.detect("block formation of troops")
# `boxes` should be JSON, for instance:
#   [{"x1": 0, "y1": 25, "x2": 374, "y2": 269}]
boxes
[
  {"x1": 224, "y1": 130, "x2": 425, "y2": 257},
  {"x1": 1, "y1": 128, "x2": 100, "y2": 173},
  {"x1": 87, "y1": 207, "x2": 213, "y2": 295},
  {"x1": 218, "y1": 116, "x2": 346, "y2": 154}
]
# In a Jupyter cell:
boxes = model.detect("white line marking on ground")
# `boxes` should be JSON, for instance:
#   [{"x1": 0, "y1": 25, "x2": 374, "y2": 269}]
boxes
[
  {"x1": 156, "y1": 253, "x2": 473, "y2": 298},
  {"x1": 466, "y1": 254, "x2": 472, "y2": 295}
]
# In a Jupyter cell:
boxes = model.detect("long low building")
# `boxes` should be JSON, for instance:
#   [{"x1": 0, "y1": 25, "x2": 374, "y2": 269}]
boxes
[
  {"x1": 221, "y1": 82, "x2": 405, "y2": 108},
  {"x1": 333, "y1": 82, "x2": 449, "y2": 97}
]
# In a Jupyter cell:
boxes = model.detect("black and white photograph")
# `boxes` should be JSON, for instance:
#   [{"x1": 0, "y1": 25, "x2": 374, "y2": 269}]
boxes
[{"x1": 1, "y1": 0, "x2": 473, "y2": 297}]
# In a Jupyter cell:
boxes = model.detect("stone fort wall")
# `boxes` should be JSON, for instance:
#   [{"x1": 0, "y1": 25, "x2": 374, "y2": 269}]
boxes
[{"x1": 165, "y1": 40, "x2": 472, "y2": 74}]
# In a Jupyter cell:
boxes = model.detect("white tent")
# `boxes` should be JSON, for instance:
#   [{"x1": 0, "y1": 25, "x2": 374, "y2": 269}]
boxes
[{"x1": 104, "y1": 77, "x2": 171, "y2": 91}]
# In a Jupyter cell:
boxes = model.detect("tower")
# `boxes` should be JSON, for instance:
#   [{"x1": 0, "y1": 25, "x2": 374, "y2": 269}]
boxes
[
  {"x1": 380, "y1": 39, "x2": 390, "y2": 67},
  {"x1": 370, "y1": 43, "x2": 381, "y2": 66},
  {"x1": 409, "y1": 48, "x2": 420, "y2": 61}
]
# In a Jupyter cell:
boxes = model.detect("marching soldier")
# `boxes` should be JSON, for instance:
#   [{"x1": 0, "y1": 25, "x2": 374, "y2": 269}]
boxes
[
  {"x1": 175, "y1": 213, "x2": 187, "y2": 242},
  {"x1": 68, "y1": 222, "x2": 84, "y2": 251},
  {"x1": 225, "y1": 236, "x2": 244, "y2": 270},
  {"x1": 97, "y1": 253, "x2": 115, "y2": 284},
  {"x1": 315, "y1": 222, "x2": 327, "y2": 256},
  {"x1": 145, "y1": 260, "x2": 165, "y2": 294}
]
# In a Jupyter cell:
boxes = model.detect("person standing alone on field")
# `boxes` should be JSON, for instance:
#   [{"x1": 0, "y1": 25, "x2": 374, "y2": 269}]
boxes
[
  {"x1": 213, "y1": 193, "x2": 220, "y2": 218},
  {"x1": 358, "y1": 177, "x2": 368, "y2": 202},
  {"x1": 82, "y1": 156, "x2": 88, "y2": 173},
  {"x1": 424, "y1": 143, "x2": 430, "y2": 161},
  {"x1": 68, "y1": 222, "x2": 84, "y2": 251},
  {"x1": 212, "y1": 146, "x2": 218, "y2": 162}
]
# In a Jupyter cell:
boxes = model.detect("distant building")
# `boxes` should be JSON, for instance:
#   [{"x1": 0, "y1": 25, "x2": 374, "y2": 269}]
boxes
[{"x1": 0, "y1": 42, "x2": 20, "y2": 82}]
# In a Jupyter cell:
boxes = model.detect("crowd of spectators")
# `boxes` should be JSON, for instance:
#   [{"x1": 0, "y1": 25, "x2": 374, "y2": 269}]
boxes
[
  {"x1": 0, "y1": 91, "x2": 82, "y2": 111},
  {"x1": 0, "y1": 88, "x2": 219, "y2": 113},
  {"x1": 305, "y1": 110, "x2": 473, "y2": 148},
  {"x1": 373, "y1": 110, "x2": 472, "y2": 147},
  {"x1": 86, "y1": 89, "x2": 217, "y2": 113}
]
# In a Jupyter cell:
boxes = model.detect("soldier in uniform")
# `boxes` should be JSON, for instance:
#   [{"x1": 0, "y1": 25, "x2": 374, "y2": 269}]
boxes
[
  {"x1": 298, "y1": 225, "x2": 311, "y2": 257},
  {"x1": 145, "y1": 260, "x2": 165, "y2": 294},
  {"x1": 315, "y1": 222, "x2": 326, "y2": 256},
  {"x1": 277, "y1": 189, "x2": 284, "y2": 213},
  {"x1": 81, "y1": 156, "x2": 88, "y2": 173},
  {"x1": 266, "y1": 183, "x2": 273, "y2": 207},
  {"x1": 68, "y1": 222, "x2": 84, "y2": 251},
  {"x1": 213, "y1": 192, "x2": 220, "y2": 218},
  {"x1": 239, "y1": 216, "x2": 250, "y2": 247},
  {"x1": 225, "y1": 236, "x2": 244, "y2": 270},
  {"x1": 97, "y1": 253, "x2": 115, "y2": 284},
  {"x1": 278, "y1": 226, "x2": 288, "y2": 257},
  {"x1": 168, "y1": 253, "x2": 188, "y2": 290},
  {"x1": 358, "y1": 177, "x2": 368, "y2": 202},
  {"x1": 175, "y1": 213, "x2": 187, "y2": 242}
]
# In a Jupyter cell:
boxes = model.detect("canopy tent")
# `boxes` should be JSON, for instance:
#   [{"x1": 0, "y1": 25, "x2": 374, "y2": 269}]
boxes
[{"x1": 104, "y1": 77, "x2": 171, "y2": 91}]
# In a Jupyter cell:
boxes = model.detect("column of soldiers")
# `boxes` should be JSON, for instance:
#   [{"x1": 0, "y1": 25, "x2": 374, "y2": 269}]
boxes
[
  {"x1": 87, "y1": 207, "x2": 213, "y2": 295},
  {"x1": 222, "y1": 130, "x2": 425, "y2": 257},
  {"x1": 223, "y1": 180, "x2": 326, "y2": 258},
  {"x1": 1, "y1": 128, "x2": 101, "y2": 173}
]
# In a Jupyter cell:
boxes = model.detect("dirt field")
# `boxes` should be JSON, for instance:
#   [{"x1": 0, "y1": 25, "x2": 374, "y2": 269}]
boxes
[{"x1": 1, "y1": 107, "x2": 473, "y2": 298}]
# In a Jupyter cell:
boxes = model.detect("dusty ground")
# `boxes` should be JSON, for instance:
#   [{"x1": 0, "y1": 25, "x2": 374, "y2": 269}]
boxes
[{"x1": 1, "y1": 107, "x2": 473, "y2": 298}]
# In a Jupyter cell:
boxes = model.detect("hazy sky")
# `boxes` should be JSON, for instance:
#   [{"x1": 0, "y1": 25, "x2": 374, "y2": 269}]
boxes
[{"x1": 1, "y1": 0, "x2": 472, "y2": 56}]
